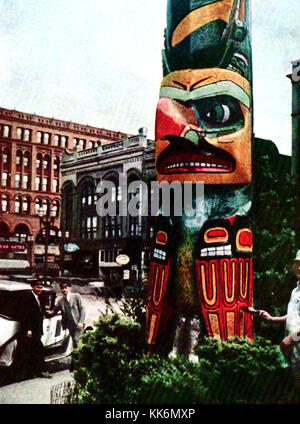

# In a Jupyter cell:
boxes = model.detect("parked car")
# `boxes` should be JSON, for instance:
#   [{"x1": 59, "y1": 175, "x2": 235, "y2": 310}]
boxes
[{"x1": 0, "y1": 280, "x2": 72, "y2": 383}]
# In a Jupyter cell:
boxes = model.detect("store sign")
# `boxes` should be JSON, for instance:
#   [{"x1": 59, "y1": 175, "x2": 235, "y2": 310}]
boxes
[
  {"x1": 64, "y1": 243, "x2": 80, "y2": 253},
  {"x1": 116, "y1": 254, "x2": 130, "y2": 265},
  {"x1": 0, "y1": 241, "x2": 26, "y2": 252}
]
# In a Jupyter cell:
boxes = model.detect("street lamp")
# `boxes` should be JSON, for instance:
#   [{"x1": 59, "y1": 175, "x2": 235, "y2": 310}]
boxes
[
  {"x1": 38, "y1": 206, "x2": 56, "y2": 280},
  {"x1": 27, "y1": 234, "x2": 34, "y2": 274}
]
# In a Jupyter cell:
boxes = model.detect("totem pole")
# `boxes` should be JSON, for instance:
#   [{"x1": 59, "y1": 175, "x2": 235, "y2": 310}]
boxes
[{"x1": 146, "y1": 0, "x2": 253, "y2": 353}]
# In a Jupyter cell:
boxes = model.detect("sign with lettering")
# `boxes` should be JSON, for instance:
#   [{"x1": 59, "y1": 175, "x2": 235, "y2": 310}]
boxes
[
  {"x1": 0, "y1": 241, "x2": 26, "y2": 252},
  {"x1": 116, "y1": 254, "x2": 130, "y2": 265}
]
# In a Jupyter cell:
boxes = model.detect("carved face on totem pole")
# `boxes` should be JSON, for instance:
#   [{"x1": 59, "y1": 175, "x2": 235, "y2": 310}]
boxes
[
  {"x1": 147, "y1": 0, "x2": 253, "y2": 349},
  {"x1": 155, "y1": 68, "x2": 251, "y2": 184}
]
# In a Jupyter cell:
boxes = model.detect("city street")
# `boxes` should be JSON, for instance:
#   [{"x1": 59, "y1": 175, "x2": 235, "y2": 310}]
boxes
[{"x1": 0, "y1": 283, "x2": 121, "y2": 404}]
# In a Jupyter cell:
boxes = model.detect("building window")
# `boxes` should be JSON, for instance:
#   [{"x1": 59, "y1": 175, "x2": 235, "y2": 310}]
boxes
[
  {"x1": 54, "y1": 156, "x2": 60, "y2": 175},
  {"x1": 23, "y1": 197, "x2": 30, "y2": 214},
  {"x1": 43, "y1": 133, "x2": 50, "y2": 144},
  {"x1": 2, "y1": 172, "x2": 8, "y2": 187},
  {"x1": 92, "y1": 216, "x2": 98, "y2": 238},
  {"x1": 42, "y1": 177, "x2": 48, "y2": 191},
  {"x1": 16, "y1": 154, "x2": 21, "y2": 165},
  {"x1": 53, "y1": 179, "x2": 58, "y2": 192},
  {"x1": 35, "y1": 198, "x2": 42, "y2": 214},
  {"x1": 15, "y1": 196, "x2": 21, "y2": 213},
  {"x1": 81, "y1": 184, "x2": 94, "y2": 209},
  {"x1": 61, "y1": 136, "x2": 67, "y2": 148},
  {"x1": 99, "y1": 250, "x2": 105, "y2": 262},
  {"x1": 87, "y1": 217, "x2": 92, "y2": 239},
  {"x1": 52, "y1": 200, "x2": 59, "y2": 217},
  {"x1": 17, "y1": 128, "x2": 22, "y2": 140},
  {"x1": 17, "y1": 128, "x2": 31, "y2": 141},
  {"x1": 80, "y1": 218, "x2": 86, "y2": 239},
  {"x1": 22, "y1": 175, "x2": 28, "y2": 189},
  {"x1": 15, "y1": 174, "x2": 21, "y2": 188},
  {"x1": 1, "y1": 195, "x2": 8, "y2": 212},
  {"x1": 24, "y1": 129, "x2": 30, "y2": 141},
  {"x1": 37, "y1": 131, "x2": 50, "y2": 144},
  {"x1": 2, "y1": 152, "x2": 8, "y2": 163},
  {"x1": 2, "y1": 125, "x2": 10, "y2": 137},
  {"x1": 23, "y1": 154, "x2": 30, "y2": 168},
  {"x1": 54, "y1": 135, "x2": 59, "y2": 146},
  {"x1": 35, "y1": 177, "x2": 41, "y2": 191}
]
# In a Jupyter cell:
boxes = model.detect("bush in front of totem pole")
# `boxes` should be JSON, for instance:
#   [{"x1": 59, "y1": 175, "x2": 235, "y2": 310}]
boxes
[
  {"x1": 194, "y1": 337, "x2": 299, "y2": 404},
  {"x1": 72, "y1": 313, "x2": 214, "y2": 404},
  {"x1": 72, "y1": 310, "x2": 298, "y2": 404}
]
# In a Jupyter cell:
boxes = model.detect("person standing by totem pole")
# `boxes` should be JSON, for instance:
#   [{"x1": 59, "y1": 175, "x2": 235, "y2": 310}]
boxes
[{"x1": 259, "y1": 250, "x2": 300, "y2": 387}]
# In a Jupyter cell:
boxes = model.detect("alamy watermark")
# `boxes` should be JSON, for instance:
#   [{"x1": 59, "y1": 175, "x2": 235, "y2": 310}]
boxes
[{"x1": 95, "y1": 173, "x2": 204, "y2": 224}]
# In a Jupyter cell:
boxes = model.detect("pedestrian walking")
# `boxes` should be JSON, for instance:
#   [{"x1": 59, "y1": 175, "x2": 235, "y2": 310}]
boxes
[{"x1": 51, "y1": 282, "x2": 86, "y2": 370}]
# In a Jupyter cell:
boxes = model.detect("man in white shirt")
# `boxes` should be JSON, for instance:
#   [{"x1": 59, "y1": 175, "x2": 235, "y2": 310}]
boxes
[{"x1": 260, "y1": 250, "x2": 300, "y2": 387}]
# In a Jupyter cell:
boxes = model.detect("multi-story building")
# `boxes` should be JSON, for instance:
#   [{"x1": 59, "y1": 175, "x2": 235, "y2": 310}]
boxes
[
  {"x1": 0, "y1": 106, "x2": 128, "y2": 275},
  {"x1": 60, "y1": 128, "x2": 155, "y2": 283}
]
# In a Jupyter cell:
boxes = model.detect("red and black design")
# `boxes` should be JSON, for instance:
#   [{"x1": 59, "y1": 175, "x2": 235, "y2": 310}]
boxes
[
  {"x1": 195, "y1": 215, "x2": 253, "y2": 340},
  {"x1": 146, "y1": 226, "x2": 177, "y2": 352}
]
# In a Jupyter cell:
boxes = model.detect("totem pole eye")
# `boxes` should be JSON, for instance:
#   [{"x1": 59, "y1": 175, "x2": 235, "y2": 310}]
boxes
[
  {"x1": 204, "y1": 227, "x2": 229, "y2": 243},
  {"x1": 193, "y1": 95, "x2": 244, "y2": 133},
  {"x1": 236, "y1": 228, "x2": 253, "y2": 252}
]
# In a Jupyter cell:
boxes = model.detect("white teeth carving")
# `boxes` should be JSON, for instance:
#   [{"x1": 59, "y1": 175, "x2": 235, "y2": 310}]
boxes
[
  {"x1": 164, "y1": 162, "x2": 229, "y2": 170},
  {"x1": 200, "y1": 244, "x2": 232, "y2": 257},
  {"x1": 154, "y1": 248, "x2": 166, "y2": 260}
]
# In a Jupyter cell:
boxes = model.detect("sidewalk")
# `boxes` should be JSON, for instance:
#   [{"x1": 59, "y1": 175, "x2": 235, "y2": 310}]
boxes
[{"x1": 0, "y1": 370, "x2": 73, "y2": 404}]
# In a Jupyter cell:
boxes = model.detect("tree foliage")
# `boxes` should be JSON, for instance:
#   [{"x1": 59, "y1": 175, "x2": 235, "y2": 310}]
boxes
[{"x1": 252, "y1": 140, "x2": 300, "y2": 342}]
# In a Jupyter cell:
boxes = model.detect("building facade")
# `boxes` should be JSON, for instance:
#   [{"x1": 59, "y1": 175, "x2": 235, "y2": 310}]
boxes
[
  {"x1": 0, "y1": 106, "x2": 128, "y2": 275},
  {"x1": 61, "y1": 128, "x2": 155, "y2": 284}
]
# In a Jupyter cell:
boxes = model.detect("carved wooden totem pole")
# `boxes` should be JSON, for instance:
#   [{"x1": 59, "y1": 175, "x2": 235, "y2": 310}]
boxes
[{"x1": 146, "y1": 0, "x2": 253, "y2": 353}]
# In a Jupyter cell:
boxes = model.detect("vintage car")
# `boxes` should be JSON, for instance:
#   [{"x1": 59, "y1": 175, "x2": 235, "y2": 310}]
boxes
[{"x1": 0, "y1": 280, "x2": 72, "y2": 381}]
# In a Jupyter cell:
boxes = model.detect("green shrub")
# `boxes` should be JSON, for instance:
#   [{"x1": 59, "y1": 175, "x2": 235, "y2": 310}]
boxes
[
  {"x1": 73, "y1": 313, "x2": 147, "y2": 404},
  {"x1": 195, "y1": 336, "x2": 298, "y2": 403},
  {"x1": 72, "y1": 313, "x2": 299, "y2": 404}
]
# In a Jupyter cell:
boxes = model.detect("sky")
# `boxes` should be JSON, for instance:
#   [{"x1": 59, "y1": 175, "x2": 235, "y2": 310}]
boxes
[{"x1": 0, "y1": 0, "x2": 299, "y2": 156}]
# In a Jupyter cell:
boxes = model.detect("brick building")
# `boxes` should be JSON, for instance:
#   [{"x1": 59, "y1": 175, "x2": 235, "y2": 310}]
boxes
[{"x1": 0, "y1": 106, "x2": 128, "y2": 275}]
